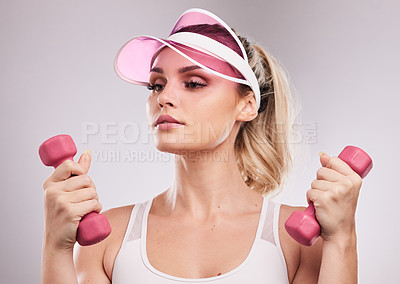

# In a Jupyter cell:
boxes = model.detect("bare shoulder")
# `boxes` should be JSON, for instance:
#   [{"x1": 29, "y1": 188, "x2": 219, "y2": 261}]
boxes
[
  {"x1": 74, "y1": 204, "x2": 135, "y2": 283},
  {"x1": 102, "y1": 204, "x2": 136, "y2": 242},
  {"x1": 278, "y1": 204, "x2": 323, "y2": 284}
]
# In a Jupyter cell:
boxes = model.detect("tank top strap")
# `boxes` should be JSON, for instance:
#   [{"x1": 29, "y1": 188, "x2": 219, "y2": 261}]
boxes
[
  {"x1": 122, "y1": 200, "x2": 149, "y2": 244},
  {"x1": 260, "y1": 199, "x2": 287, "y2": 275},
  {"x1": 254, "y1": 195, "x2": 269, "y2": 240},
  {"x1": 260, "y1": 198, "x2": 276, "y2": 244}
]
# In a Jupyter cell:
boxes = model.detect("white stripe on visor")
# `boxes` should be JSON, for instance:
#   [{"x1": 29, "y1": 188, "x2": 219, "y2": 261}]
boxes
[
  {"x1": 167, "y1": 32, "x2": 260, "y2": 109},
  {"x1": 114, "y1": 8, "x2": 261, "y2": 110}
]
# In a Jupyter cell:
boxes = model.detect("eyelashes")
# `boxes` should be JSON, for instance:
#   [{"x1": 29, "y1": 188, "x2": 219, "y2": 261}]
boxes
[
  {"x1": 147, "y1": 80, "x2": 207, "y2": 92},
  {"x1": 147, "y1": 83, "x2": 164, "y2": 92},
  {"x1": 183, "y1": 80, "x2": 207, "y2": 89}
]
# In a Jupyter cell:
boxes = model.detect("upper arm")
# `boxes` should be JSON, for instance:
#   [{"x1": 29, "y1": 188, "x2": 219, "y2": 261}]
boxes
[
  {"x1": 292, "y1": 237, "x2": 323, "y2": 283},
  {"x1": 74, "y1": 205, "x2": 135, "y2": 284},
  {"x1": 279, "y1": 205, "x2": 323, "y2": 284},
  {"x1": 74, "y1": 238, "x2": 111, "y2": 284}
]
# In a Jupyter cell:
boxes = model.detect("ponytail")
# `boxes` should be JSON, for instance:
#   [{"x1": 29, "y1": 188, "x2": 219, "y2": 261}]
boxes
[{"x1": 234, "y1": 34, "x2": 301, "y2": 197}]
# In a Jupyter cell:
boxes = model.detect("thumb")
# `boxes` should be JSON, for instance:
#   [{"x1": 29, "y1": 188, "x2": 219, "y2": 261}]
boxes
[
  {"x1": 78, "y1": 149, "x2": 92, "y2": 174},
  {"x1": 319, "y1": 151, "x2": 330, "y2": 167}
]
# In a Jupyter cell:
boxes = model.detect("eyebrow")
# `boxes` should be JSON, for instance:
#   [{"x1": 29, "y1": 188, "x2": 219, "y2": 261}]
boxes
[{"x1": 150, "y1": 65, "x2": 203, "y2": 74}]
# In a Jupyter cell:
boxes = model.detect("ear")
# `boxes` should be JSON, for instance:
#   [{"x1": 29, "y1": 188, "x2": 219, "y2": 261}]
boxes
[{"x1": 236, "y1": 91, "x2": 258, "y2": 122}]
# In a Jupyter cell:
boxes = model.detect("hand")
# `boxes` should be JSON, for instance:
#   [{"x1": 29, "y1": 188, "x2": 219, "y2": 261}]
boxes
[
  {"x1": 42, "y1": 150, "x2": 102, "y2": 250},
  {"x1": 306, "y1": 152, "x2": 363, "y2": 242}
]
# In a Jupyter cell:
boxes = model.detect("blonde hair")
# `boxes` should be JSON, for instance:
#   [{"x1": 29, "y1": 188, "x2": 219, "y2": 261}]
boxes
[{"x1": 234, "y1": 34, "x2": 302, "y2": 198}]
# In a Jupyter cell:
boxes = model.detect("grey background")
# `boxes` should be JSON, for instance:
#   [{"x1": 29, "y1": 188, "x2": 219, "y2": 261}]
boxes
[{"x1": 1, "y1": 0, "x2": 399, "y2": 282}]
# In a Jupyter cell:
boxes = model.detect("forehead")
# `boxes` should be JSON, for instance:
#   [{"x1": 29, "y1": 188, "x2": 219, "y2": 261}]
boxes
[{"x1": 151, "y1": 47, "x2": 193, "y2": 69}]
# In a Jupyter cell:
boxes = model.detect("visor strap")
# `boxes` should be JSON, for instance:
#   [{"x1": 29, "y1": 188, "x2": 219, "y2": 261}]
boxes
[{"x1": 168, "y1": 32, "x2": 261, "y2": 109}]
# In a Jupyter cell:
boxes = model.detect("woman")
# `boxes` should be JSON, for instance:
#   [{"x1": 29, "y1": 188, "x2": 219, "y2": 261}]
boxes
[{"x1": 42, "y1": 8, "x2": 362, "y2": 283}]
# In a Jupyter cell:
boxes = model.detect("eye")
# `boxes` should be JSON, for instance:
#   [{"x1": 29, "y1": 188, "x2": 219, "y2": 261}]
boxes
[
  {"x1": 147, "y1": 83, "x2": 165, "y2": 92},
  {"x1": 183, "y1": 80, "x2": 207, "y2": 89}
]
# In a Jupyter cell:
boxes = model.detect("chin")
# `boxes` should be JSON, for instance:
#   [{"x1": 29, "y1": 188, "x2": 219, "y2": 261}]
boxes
[
  {"x1": 153, "y1": 137, "x2": 220, "y2": 156},
  {"x1": 151, "y1": 124, "x2": 228, "y2": 155}
]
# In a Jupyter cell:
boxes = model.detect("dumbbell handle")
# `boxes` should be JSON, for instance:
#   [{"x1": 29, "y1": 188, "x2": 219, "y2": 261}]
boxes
[
  {"x1": 285, "y1": 146, "x2": 373, "y2": 246},
  {"x1": 39, "y1": 134, "x2": 111, "y2": 246}
]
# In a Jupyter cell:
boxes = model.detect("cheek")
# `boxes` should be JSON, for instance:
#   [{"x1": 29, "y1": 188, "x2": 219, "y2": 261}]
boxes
[
  {"x1": 146, "y1": 95, "x2": 157, "y2": 121},
  {"x1": 196, "y1": 118, "x2": 233, "y2": 147},
  {"x1": 187, "y1": 92, "x2": 236, "y2": 145}
]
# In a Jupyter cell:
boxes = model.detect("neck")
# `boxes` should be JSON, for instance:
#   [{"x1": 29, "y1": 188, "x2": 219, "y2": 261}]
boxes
[{"x1": 160, "y1": 136, "x2": 263, "y2": 221}]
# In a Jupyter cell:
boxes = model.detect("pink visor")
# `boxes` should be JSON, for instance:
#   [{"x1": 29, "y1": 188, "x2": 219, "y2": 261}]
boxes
[{"x1": 114, "y1": 8, "x2": 261, "y2": 109}]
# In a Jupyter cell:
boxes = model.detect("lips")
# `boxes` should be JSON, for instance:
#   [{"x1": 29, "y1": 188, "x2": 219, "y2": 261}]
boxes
[{"x1": 154, "y1": 115, "x2": 184, "y2": 127}]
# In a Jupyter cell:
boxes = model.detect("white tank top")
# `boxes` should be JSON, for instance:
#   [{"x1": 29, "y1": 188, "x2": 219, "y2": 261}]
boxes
[{"x1": 112, "y1": 195, "x2": 289, "y2": 283}]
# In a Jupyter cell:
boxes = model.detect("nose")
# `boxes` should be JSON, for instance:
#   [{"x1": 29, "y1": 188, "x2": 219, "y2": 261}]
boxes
[{"x1": 157, "y1": 83, "x2": 177, "y2": 109}]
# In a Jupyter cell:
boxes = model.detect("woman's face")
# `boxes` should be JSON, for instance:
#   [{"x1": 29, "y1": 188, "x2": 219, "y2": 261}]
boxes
[{"x1": 146, "y1": 47, "x2": 251, "y2": 155}]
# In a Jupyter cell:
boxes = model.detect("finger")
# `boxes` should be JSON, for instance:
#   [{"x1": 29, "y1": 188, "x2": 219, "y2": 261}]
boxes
[
  {"x1": 78, "y1": 149, "x2": 92, "y2": 174},
  {"x1": 322, "y1": 154, "x2": 355, "y2": 177},
  {"x1": 306, "y1": 188, "x2": 326, "y2": 208},
  {"x1": 47, "y1": 160, "x2": 87, "y2": 183},
  {"x1": 62, "y1": 174, "x2": 95, "y2": 192},
  {"x1": 310, "y1": 179, "x2": 333, "y2": 191},
  {"x1": 306, "y1": 188, "x2": 324, "y2": 207},
  {"x1": 66, "y1": 187, "x2": 99, "y2": 203},
  {"x1": 316, "y1": 167, "x2": 343, "y2": 182},
  {"x1": 319, "y1": 151, "x2": 330, "y2": 167},
  {"x1": 71, "y1": 199, "x2": 103, "y2": 218}
]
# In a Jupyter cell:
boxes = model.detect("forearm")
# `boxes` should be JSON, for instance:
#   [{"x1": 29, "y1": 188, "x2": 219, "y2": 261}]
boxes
[
  {"x1": 41, "y1": 241, "x2": 78, "y2": 284},
  {"x1": 318, "y1": 231, "x2": 358, "y2": 284}
]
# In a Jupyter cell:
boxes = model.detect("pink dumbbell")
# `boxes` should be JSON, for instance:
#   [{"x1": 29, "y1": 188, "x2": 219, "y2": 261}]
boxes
[
  {"x1": 39, "y1": 134, "x2": 111, "y2": 246},
  {"x1": 285, "y1": 146, "x2": 373, "y2": 246}
]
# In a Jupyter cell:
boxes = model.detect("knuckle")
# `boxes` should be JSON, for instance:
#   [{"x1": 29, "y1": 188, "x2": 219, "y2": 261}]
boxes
[
  {"x1": 81, "y1": 174, "x2": 91, "y2": 186},
  {"x1": 325, "y1": 157, "x2": 333, "y2": 167},
  {"x1": 44, "y1": 186, "x2": 58, "y2": 201},
  {"x1": 88, "y1": 199, "x2": 99, "y2": 210},
  {"x1": 54, "y1": 197, "x2": 70, "y2": 215},
  {"x1": 330, "y1": 157, "x2": 340, "y2": 163},
  {"x1": 343, "y1": 178, "x2": 354, "y2": 189},
  {"x1": 316, "y1": 168, "x2": 324, "y2": 178},
  {"x1": 96, "y1": 201, "x2": 103, "y2": 211},
  {"x1": 88, "y1": 187, "x2": 97, "y2": 198},
  {"x1": 306, "y1": 189, "x2": 313, "y2": 199},
  {"x1": 43, "y1": 188, "x2": 52, "y2": 203},
  {"x1": 62, "y1": 161, "x2": 77, "y2": 175},
  {"x1": 333, "y1": 184, "x2": 348, "y2": 198},
  {"x1": 357, "y1": 177, "x2": 363, "y2": 188},
  {"x1": 311, "y1": 180, "x2": 318, "y2": 188},
  {"x1": 326, "y1": 157, "x2": 338, "y2": 168},
  {"x1": 54, "y1": 194, "x2": 65, "y2": 207},
  {"x1": 42, "y1": 178, "x2": 50, "y2": 190},
  {"x1": 63, "y1": 204, "x2": 74, "y2": 218},
  {"x1": 351, "y1": 174, "x2": 362, "y2": 188},
  {"x1": 328, "y1": 191, "x2": 339, "y2": 203},
  {"x1": 64, "y1": 160, "x2": 75, "y2": 170}
]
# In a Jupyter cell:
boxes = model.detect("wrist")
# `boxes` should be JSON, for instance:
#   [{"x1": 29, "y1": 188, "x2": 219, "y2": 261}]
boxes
[
  {"x1": 43, "y1": 236, "x2": 75, "y2": 255},
  {"x1": 41, "y1": 241, "x2": 78, "y2": 284},
  {"x1": 319, "y1": 230, "x2": 358, "y2": 284},
  {"x1": 323, "y1": 229, "x2": 357, "y2": 251}
]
